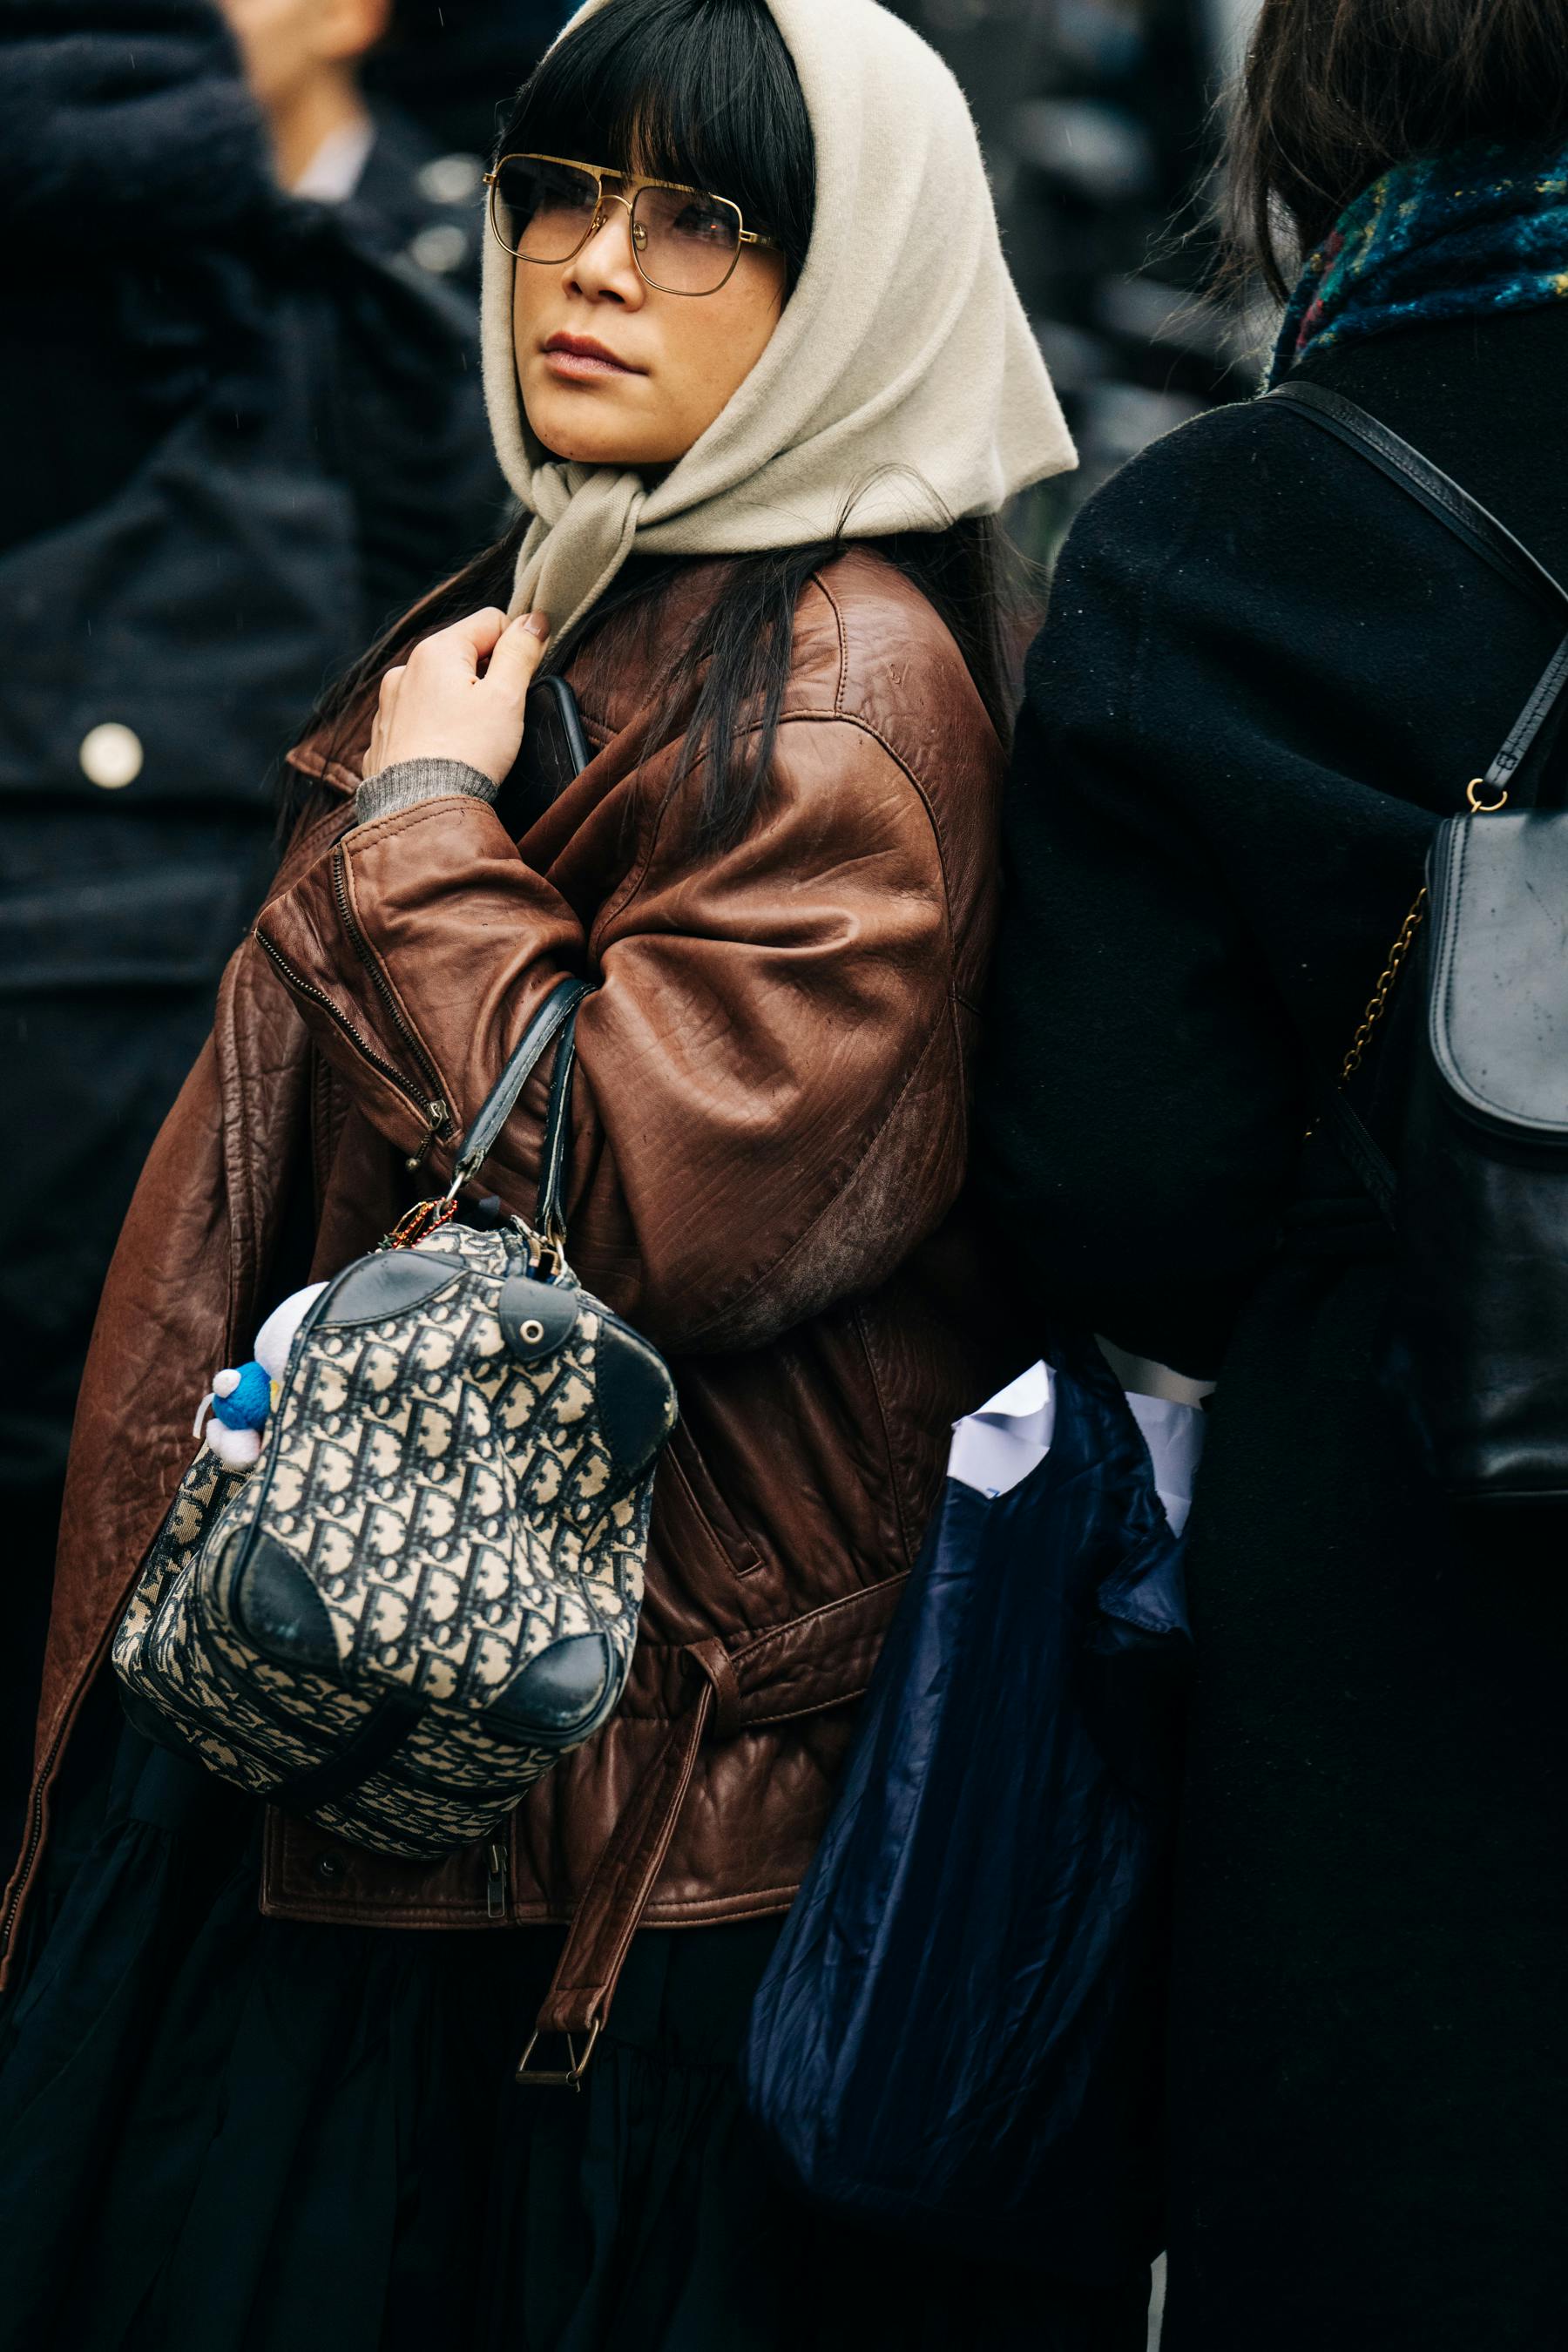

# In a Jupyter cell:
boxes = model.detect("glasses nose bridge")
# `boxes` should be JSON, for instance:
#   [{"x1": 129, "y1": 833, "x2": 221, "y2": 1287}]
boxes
[{"x1": 585, "y1": 185, "x2": 646, "y2": 264}]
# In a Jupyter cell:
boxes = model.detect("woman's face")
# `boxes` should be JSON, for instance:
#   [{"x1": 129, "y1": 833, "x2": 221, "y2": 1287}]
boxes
[{"x1": 512, "y1": 179, "x2": 789, "y2": 470}]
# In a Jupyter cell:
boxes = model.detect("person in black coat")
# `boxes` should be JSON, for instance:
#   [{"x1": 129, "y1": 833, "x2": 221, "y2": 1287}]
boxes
[
  {"x1": 974, "y1": 1, "x2": 1568, "y2": 2342},
  {"x1": 219, "y1": 0, "x2": 493, "y2": 295},
  {"x1": 0, "y1": 0, "x2": 504, "y2": 1855}
]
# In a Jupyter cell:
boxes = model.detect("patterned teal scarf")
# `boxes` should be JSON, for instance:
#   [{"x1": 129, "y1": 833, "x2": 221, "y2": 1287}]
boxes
[{"x1": 1269, "y1": 139, "x2": 1568, "y2": 388}]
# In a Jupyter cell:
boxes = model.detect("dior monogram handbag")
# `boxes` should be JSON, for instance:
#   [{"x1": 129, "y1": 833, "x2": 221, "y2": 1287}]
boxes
[{"x1": 114, "y1": 977, "x2": 678, "y2": 1858}]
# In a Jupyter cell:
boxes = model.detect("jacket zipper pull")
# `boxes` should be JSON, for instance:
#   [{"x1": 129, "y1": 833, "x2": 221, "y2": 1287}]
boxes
[
  {"x1": 404, "y1": 1097, "x2": 449, "y2": 1173},
  {"x1": 486, "y1": 1838, "x2": 508, "y2": 1921}
]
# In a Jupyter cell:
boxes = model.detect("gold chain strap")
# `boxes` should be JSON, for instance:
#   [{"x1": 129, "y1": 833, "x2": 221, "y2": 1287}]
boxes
[
  {"x1": 1335, "y1": 775, "x2": 1510, "y2": 1090},
  {"x1": 1339, "y1": 885, "x2": 1429, "y2": 1085}
]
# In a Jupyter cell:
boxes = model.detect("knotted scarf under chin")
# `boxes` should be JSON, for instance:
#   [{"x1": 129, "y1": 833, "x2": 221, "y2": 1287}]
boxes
[
  {"x1": 1271, "y1": 139, "x2": 1568, "y2": 386},
  {"x1": 513, "y1": 463, "x2": 647, "y2": 641}
]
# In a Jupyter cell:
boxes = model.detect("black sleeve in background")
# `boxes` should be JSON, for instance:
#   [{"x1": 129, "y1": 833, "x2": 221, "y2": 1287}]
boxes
[
  {"x1": 0, "y1": 0, "x2": 269, "y2": 251},
  {"x1": 0, "y1": 0, "x2": 277, "y2": 557},
  {"x1": 973, "y1": 564, "x2": 1304, "y2": 1382},
  {"x1": 968, "y1": 382, "x2": 1565, "y2": 1382},
  {"x1": 306, "y1": 233, "x2": 510, "y2": 634}
]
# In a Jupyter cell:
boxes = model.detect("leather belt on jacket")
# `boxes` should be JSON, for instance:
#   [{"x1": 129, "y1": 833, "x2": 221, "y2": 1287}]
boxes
[{"x1": 510, "y1": 1577, "x2": 909, "y2": 2079}]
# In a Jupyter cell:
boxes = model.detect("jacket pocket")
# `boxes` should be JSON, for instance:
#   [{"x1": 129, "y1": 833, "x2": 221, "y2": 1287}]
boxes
[{"x1": 658, "y1": 1426, "x2": 766, "y2": 1579}]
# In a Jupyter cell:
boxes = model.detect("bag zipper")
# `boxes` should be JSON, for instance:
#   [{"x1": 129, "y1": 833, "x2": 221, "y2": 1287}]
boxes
[{"x1": 254, "y1": 926, "x2": 449, "y2": 1162}]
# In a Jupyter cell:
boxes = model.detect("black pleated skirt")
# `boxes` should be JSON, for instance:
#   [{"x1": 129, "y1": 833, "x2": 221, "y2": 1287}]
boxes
[{"x1": 0, "y1": 1713, "x2": 1150, "y2": 2352}]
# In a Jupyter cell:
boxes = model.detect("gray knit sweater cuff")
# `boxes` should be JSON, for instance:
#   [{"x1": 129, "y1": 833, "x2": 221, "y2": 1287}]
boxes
[{"x1": 355, "y1": 757, "x2": 497, "y2": 826}]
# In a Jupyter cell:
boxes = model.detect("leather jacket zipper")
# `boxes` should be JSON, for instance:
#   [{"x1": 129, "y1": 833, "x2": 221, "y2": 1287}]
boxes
[
  {"x1": 329, "y1": 847, "x2": 451, "y2": 1127},
  {"x1": 1, "y1": 1600, "x2": 121, "y2": 1962},
  {"x1": 1, "y1": 1725, "x2": 58, "y2": 1960},
  {"x1": 486, "y1": 1839, "x2": 509, "y2": 1921},
  {"x1": 254, "y1": 927, "x2": 450, "y2": 1154}
]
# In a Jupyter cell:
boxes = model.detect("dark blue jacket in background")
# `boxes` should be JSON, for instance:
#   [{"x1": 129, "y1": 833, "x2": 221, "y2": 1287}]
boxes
[{"x1": 0, "y1": 0, "x2": 506, "y2": 1843}]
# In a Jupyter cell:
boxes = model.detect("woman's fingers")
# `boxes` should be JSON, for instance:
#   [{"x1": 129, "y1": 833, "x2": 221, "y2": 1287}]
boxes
[
  {"x1": 423, "y1": 606, "x2": 509, "y2": 678},
  {"x1": 481, "y1": 612, "x2": 551, "y2": 708},
  {"x1": 357, "y1": 612, "x2": 548, "y2": 788},
  {"x1": 363, "y1": 664, "x2": 406, "y2": 780}
]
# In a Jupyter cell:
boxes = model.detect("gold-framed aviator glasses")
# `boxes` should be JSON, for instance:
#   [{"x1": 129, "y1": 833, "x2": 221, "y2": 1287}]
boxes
[{"x1": 485, "y1": 152, "x2": 781, "y2": 297}]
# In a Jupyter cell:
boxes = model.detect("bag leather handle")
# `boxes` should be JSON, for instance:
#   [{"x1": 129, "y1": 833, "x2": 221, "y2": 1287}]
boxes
[
  {"x1": 536, "y1": 994, "x2": 583, "y2": 1247},
  {"x1": 447, "y1": 975, "x2": 592, "y2": 1221},
  {"x1": 1271, "y1": 382, "x2": 1568, "y2": 799},
  {"x1": 1484, "y1": 637, "x2": 1568, "y2": 799}
]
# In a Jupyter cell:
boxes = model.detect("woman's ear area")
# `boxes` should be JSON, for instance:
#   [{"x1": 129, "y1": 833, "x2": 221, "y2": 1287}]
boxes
[{"x1": 757, "y1": 244, "x2": 792, "y2": 320}]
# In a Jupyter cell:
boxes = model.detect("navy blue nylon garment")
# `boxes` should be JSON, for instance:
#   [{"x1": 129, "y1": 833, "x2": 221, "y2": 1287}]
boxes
[{"x1": 740, "y1": 1335, "x2": 1191, "y2": 2281}]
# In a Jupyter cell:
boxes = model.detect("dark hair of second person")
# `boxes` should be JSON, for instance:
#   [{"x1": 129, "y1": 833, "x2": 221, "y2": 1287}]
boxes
[{"x1": 1228, "y1": 0, "x2": 1568, "y2": 293}]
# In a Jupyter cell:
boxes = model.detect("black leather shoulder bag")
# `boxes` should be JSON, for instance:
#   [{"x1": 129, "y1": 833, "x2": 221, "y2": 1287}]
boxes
[{"x1": 1274, "y1": 382, "x2": 1568, "y2": 1507}]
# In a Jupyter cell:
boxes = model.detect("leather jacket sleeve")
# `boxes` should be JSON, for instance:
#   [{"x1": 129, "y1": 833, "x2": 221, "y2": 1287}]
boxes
[{"x1": 253, "y1": 714, "x2": 968, "y2": 1352}]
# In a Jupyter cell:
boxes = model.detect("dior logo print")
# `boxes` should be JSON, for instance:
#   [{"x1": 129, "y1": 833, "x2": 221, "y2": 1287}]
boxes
[{"x1": 114, "y1": 1220, "x2": 676, "y2": 1859}]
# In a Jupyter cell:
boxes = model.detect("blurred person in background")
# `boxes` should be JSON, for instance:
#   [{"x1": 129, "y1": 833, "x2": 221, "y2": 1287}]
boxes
[
  {"x1": 0, "y1": 0, "x2": 502, "y2": 1855},
  {"x1": 220, "y1": 0, "x2": 493, "y2": 291},
  {"x1": 222, "y1": 0, "x2": 400, "y2": 194},
  {"x1": 295, "y1": 0, "x2": 583, "y2": 275},
  {"x1": 365, "y1": 0, "x2": 573, "y2": 161},
  {"x1": 978, "y1": 0, "x2": 1568, "y2": 2342},
  {"x1": 905, "y1": 0, "x2": 1266, "y2": 557}
]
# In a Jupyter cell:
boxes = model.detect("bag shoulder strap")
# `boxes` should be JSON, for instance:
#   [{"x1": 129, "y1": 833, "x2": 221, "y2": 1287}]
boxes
[
  {"x1": 1270, "y1": 384, "x2": 1568, "y2": 1228},
  {"x1": 1270, "y1": 382, "x2": 1568, "y2": 612},
  {"x1": 1270, "y1": 382, "x2": 1568, "y2": 801},
  {"x1": 536, "y1": 992, "x2": 583, "y2": 1247}
]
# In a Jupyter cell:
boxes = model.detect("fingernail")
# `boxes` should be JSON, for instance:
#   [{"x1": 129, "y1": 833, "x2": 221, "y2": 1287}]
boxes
[{"x1": 521, "y1": 612, "x2": 550, "y2": 639}]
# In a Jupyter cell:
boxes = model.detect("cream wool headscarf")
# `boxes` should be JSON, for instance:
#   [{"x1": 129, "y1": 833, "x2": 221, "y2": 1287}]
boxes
[{"x1": 481, "y1": 0, "x2": 1075, "y2": 642}]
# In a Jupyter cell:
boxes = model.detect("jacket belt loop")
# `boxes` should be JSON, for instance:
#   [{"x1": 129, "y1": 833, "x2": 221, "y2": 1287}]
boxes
[
  {"x1": 686, "y1": 1634, "x2": 744, "y2": 1740},
  {"x1": 519, "y1": 1659, "x2": 719, "y2": 2082}
]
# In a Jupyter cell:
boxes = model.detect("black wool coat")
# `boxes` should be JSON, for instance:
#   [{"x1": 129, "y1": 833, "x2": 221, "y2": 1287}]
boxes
[
  {"x1": 0, "y1": 0, "x2": 504, "y2": 1852},
  {"x1": 0, "y1": 2, "x2": 506, "y2": 1503},
  {"x1": 975, "y1": 304, "x2": 1568, "y2": 2350}
]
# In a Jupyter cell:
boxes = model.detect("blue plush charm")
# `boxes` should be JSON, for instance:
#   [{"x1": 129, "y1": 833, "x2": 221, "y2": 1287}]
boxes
[
  {"x1": 210, "y1": 1358, "x2": 273, "y2": 1431},
  {"x1": 194, "y1": 1281, "x2": 328, "y2": 1470}
]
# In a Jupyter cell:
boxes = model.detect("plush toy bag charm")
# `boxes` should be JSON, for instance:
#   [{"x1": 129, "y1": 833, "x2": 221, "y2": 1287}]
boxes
[
  {"x1": 114, "y1": 979, "x2": 678, "y2": 1858},
  {"x1": 193, "y1": 1283, "x2": 327, "y2": 1470}
]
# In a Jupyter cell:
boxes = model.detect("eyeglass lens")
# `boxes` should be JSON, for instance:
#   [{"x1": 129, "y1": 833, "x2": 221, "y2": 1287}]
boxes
[{"x1": 494, "y1": 158, "x2": 744, "y2": 294}]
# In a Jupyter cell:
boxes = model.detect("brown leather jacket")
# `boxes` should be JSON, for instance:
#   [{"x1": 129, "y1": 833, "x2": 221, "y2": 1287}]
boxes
[{"x1": 3, "y1": 549, "x2": 1018, "y2": 2038}]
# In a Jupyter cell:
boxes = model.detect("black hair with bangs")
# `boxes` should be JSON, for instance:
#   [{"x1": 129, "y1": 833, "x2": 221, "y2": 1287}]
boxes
[
  {"x1": 298, "y1": 0, "x2": 1024, "y2": 844},
  {"x1": 501, "y1": 0, "x2": 815, "y2": 286}
]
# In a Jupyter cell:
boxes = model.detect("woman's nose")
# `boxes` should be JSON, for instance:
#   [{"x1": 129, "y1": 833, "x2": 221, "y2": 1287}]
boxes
[{"x1": 565, "y1": 198, "x2": 645, "y2": 304}]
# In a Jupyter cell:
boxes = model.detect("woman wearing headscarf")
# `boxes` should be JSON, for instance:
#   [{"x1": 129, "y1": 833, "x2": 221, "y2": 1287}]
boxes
[
  {"x1": 0, "y1": 2, "x2": 1112, "y2": 2346},
  {"x1": 976, "y1": 0, "x2": 1568, "y2": 2343}
]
